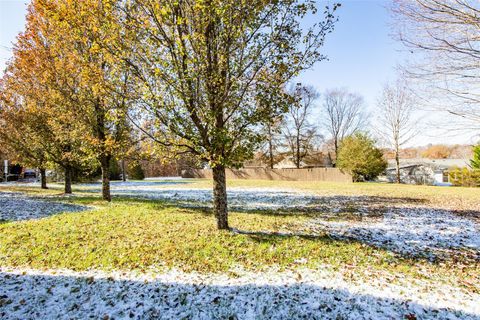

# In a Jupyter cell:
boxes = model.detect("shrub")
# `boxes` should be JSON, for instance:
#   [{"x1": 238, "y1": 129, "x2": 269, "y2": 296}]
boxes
[
  {"x1": 448, "y1": 168, "x2": 480, "y2": 187},
  {"x1": 337, "y1": 133, "x2": 387, "y2": 182}
]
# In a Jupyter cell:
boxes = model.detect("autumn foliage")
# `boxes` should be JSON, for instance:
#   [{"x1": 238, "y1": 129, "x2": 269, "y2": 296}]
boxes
[{"x1": 0, "y1": 0, "x2": 339, "y2": 229}]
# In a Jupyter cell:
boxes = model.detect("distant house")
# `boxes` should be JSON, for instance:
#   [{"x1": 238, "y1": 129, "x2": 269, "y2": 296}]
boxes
[{"x1": 383, "y1": 158, "x2": 469, "y2": 185}]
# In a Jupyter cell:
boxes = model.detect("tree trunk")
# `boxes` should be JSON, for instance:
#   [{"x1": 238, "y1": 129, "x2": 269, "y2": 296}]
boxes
[
  {"x1": 121, "y1": 159, "x2": 126, "y2": 182},
  {"x1": 212, "y1": 165, "x2": 229, "y2": 230},
  {"x1": 267, "y1": 123, "x2": 274, "y2": 170},
  {"x1": 93, "y1": 96, "x2": 111, "y2": 201},
  {"x1": 100, "y1": 155, "x2": 112, "y2": 202},
  {"x1": 40, "y1": 168, "x2": 48, "y2": 189},
  {"x1": 268, "y1": 138, "x2": 274, "y2": 170},
  {"x1": 64, "y1": 166, "x2": 72, "y2": 194},
  {"x1": 327, "y1": 152, "x2": 333, "y2": 167},
  {"x1": 296, "y1": 131, "x2": 301, "y2": 169},
  {"x1": 395, "y1": 151, "x2": 401, "y2": 184},
  {"x1": 333, "y1": 139, "x2": 339, "y2": 167}
]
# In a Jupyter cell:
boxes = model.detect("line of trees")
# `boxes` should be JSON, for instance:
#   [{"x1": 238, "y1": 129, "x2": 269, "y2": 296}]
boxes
[
  {"x1": 253, "y1": 84, "x2": 389, "y2": 182},
  {"x1": 6, "y1": 0, "x2": 475, "y2": 227},
  {"x1": 252, "y1": 77, "x2": 425, "y2": 184},
  {"x1": 0, "y1": 0, "x2": 341, "y2": 230},
  {"x1": 256, "y1": 86, "x2": 371, "y2": 169}
]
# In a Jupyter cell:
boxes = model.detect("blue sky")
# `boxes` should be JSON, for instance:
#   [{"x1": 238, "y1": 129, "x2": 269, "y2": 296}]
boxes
[
  {"x1": 301, "y1": 0, "x2": 407, "y2": 108},
  {"x1": 0, "y1": 0, "x2": 475, "y2": 145},
  {"x1": 0, "y1": 0, "x2": 404, "y2": 108},
  {"x1": 0, "y1": 0, "x2": 28, "y2": 70}
]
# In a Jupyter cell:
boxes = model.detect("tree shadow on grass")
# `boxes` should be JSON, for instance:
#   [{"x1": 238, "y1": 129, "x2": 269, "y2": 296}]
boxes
[
  {"x1": 307, "y1": 205, "x2": 480, "y2": 263},
  {"x1": 100, "y1": 193, "x2": 479, "y2": 264},
  {"x1": 2, "y1": 190, "x2": 478, "y2": 264},
  {"x1": 232, "y1": 228, "x2": 334, "y2": 244},
  {"x1": 232, "y1": 205, "x2": 480, "y2": 264},
  {"x1": 0, "y1": 271, "x2": 477, "y2": 320},
  {"x1": 0, "y1": 192, "x2": 87, "y2": 223}
]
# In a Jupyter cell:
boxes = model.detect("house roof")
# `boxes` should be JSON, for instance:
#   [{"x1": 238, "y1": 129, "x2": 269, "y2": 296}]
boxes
[{"x1": 387, "y1": 158, "x2": 469, "y2": 170}]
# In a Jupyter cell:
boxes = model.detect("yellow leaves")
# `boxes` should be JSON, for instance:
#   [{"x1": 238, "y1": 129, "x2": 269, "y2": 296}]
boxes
[
  {"x1": 160, "y1": 7, "x2": 169, "y2": 18},
  {"x1": 103, "y1": 0, "x2": 113, "y2": 12},
  {"x1": 90, "y1": 42, "x2": 101, "y2": 55},
  {"x1": 104, "y1": 137, "x2": 119, "y2": 154}
]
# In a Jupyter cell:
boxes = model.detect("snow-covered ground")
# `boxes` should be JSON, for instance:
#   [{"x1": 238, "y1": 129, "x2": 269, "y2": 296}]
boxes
[
  {"x1": 1, "y1": 181, "x2": 479, "y2": 318},
  {"x1": 0, "y1": 267, "x2": 478, "y2": 320},
  {"x1": 75, "y1": 181, "x2": 480, "y2": 261},
  {"x1": 79, "y1": 180, "x2": 324, "y2": 210},
  {"x1": 310, "y1": 207, "x2": 480, "y2": 261},
  {"x1": 2, "y1": 181, "x2": 479, "y2": 261},
  {"x1": 0, "y1": 192, "x2": 86, "y2": 222}
]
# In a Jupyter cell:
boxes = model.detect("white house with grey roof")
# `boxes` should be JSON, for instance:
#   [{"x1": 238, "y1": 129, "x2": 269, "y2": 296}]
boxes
[{"x1": 383, "y1": 158, "x2": 470, "y2": 185}]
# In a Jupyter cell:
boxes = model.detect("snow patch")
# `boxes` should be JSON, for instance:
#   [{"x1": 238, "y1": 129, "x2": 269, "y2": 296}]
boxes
[
  {"x1": 310, "y1": 207, "x2": 480, "y2": 260},
  {"x1": 0, "y1": 192, "x2": 87, "y2": 222},
  {"x1": 0, "y1": 267, "x2": 478, "y2": 320},
  {"x1": 80, "y1": 182, "x2": 325, "y2": 211}
]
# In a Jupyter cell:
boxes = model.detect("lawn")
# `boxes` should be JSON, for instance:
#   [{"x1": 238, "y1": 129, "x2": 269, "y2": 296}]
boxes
[
  {"x1": 0, "y1": 181, "x2": 479, "y2": 278},
  {"x1": 0, "y1": 180, "x2": 479, "y2": 319},
  {"x1": 0, "y1": 199, "x2": 381, "y2": 273}
]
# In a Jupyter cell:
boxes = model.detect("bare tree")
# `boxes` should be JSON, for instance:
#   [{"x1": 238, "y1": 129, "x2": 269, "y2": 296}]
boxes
[
  {"x1": 284, "y1": 84, "x2": 320, "y2": 169},
  {"x1": 261, "y1": 116, "x2": 284, "y2": 169},
  {"x1": 322, "y1": 88, "x2": 368, "y2": 163},
  {"x1": 392, "y1": 0, "x2": 480, "y2": 132},
  {"x1": 376, "y1": 80, "x2": 418, "y2": 183}
]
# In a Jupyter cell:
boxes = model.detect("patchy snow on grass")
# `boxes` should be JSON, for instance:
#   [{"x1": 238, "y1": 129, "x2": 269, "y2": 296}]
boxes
[
  {"x1": 80, "y1": 181, "x2": 323, "y2": 211},
  {"x1": 0, "y1": 266, "x2": 478, "y2": 320},
  {"x1": 0, "y1": 192, "x2": 87, "y2": 222},
  {"x1": 1, "y1": 182, "x2": 479, "y2": 318},
  {"x1": 125, "y1": 187, "x2": 320, "y2": 211},
  {"x1": 73, "y1": 181, "x2": 480, "y2": 261},
  {"x1": 76, "y1": 181, "x2": 425, "y2": 212},
  {"x1": 3, "y1": 181, "x2": 479, "y2": 262},
  {"x1": 76, "y1": 180, "x2": 190, "y2": 191},
  {"x1": 310, "y1": 207, "x2": 480, "y2": 261}
]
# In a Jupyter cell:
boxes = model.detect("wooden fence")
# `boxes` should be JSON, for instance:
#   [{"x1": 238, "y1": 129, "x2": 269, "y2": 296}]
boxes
[{"x1": 182, "y1": 168, "x2": 352, "y2": 183}]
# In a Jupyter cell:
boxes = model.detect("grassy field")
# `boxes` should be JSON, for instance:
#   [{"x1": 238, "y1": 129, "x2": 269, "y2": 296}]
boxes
[
  {"x1": 0, "y1": 180, "x2": 479, "y2": 292},
  {"x1": 4, "y1": 178, "x2": 480, "y2": 205},
  {"x1": 192, "y1": 179, "x2": 480, "y2": 210}
]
